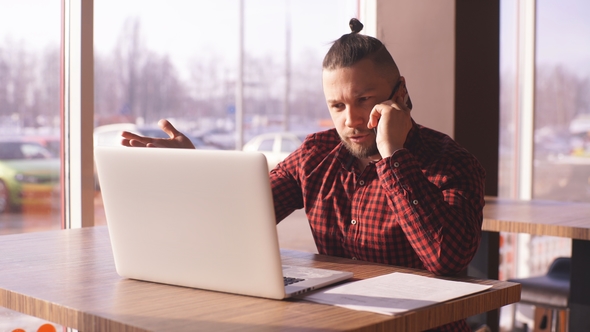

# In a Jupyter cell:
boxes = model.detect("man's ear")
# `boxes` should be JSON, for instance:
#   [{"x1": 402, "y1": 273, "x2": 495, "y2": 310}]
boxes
[{"x1": 400, "y1": 77, "x2": 413, "y2": 110}]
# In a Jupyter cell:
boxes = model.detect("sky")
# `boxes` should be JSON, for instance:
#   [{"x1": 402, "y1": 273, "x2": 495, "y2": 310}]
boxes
[
  {"x1": 0, "y1": 0, "x2": 61, "y2": 49},
  {"x1": 0, "y1": 0, "x2": 357, "y2": 77},
  {"x1": 1, "y1": 0, "x2": 589, "y2": 77},
  {"x1": 536, "y1": 0, "x2": 590, "y2": 75},
  {"x1": 500, "y1": 0, "x2": 590, "y2": 77},
  {"x1": 93, "y1": 0, "x2": 357, "y2": 67}
]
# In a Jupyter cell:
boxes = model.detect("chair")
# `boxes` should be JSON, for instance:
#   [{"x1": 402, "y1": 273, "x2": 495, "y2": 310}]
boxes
[{"x1": 509, "y1": 257, "x2": 571, "y2": 332}]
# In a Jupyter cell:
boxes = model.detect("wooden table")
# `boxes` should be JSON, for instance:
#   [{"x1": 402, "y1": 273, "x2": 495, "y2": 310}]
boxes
[
  {"x1": 482, "y1": 196, "x2": 590, "y2": 331},
  {"x1": 0, "y1": 226, "x2": 520, "y2": 332}
]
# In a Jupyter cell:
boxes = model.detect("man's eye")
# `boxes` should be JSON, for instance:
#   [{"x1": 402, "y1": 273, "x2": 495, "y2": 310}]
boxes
[{"x1": 331, "y1": 103, "x2": 344, "y2": 110}]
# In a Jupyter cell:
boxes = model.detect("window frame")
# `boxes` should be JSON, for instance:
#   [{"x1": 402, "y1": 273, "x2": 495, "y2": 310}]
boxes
[{"x1": 61, "y1": 0, "x2": 94, "y2": 228}]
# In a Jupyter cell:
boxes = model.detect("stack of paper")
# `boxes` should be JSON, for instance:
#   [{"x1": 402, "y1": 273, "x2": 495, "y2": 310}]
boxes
[{"x1": 299, "y1": 272, "x2": 492, "y2": 315}]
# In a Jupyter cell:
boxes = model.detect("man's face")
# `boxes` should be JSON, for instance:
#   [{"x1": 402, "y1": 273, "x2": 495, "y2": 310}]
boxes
[{"x1": 322, "y1": 58, "x2": 395, "y2": 160}]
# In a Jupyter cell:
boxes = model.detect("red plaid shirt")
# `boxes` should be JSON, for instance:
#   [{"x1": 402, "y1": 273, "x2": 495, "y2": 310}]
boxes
[{"x1": 270, "y1": 124, "x2": 485, "y2": 332}]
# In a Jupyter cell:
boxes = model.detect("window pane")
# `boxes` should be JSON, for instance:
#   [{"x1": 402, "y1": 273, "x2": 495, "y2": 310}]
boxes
[
  {"x1": 533, "y1": 0, "x2": 590, "y2": 203},
  {"x1": 0, "y1": 1, "x2": 62, "y2": 330},
  {"x1": 94, "y1": 0, "x2": 356, "y2": 225},
  {"x1": 499, "y1": 0, "x2": 578, "y2": 273},
  {"x1": 0, "y1": 1, "x2": 61, "y2": 234}
]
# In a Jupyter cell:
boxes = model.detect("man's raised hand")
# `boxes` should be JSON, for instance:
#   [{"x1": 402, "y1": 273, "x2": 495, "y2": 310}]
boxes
[{"x1": 121, "y1": 119, "x2": 195, "y2": 149}]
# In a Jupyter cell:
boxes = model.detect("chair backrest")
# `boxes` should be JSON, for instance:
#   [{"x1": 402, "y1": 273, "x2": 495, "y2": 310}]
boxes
[{"x1": 547, "y1": 257, "x2": 571, "y2": 280}]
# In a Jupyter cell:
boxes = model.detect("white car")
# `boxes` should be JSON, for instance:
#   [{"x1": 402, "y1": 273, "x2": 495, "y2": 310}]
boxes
[
  {"x1": 243, "y1": 132, "x2": 309, "y2": 170},
  {"x1": 93, "y1": 123, "x2": 138, "y2": 147}
]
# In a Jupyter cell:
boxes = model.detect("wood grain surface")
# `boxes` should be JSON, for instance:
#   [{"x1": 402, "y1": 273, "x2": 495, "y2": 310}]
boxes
[
  {"x1": 483, "y1": 196, "x2": 590, "y2": 239},
  {"x1": 0, "y1": 226, "x2": 520, "y2": 332}
]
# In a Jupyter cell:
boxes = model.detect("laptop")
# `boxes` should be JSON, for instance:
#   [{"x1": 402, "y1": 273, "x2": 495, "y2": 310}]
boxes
[{"x1": 94, "y1": 146, "x2": 353, "y2": 299}]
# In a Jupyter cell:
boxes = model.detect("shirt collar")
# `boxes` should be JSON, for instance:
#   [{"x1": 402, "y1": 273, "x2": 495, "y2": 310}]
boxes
[{"x1": 334, "y1": 144, "x2": 355, "y2": 172}]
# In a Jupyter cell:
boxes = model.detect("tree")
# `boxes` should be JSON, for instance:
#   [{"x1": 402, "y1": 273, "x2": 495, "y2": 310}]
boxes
[
  {"x1": 113, "y1": 17, "x2": 147, "y2": 121},
  {"x1": 535, "y1": 65, "x2": 580, "y2": 131},
  {"x1": 138, "y1": 53, "x2": 186, "y2": 123}
]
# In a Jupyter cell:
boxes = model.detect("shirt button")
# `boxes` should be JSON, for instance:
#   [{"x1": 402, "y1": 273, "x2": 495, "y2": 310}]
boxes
[
  {"x1": 358, "y1": 180, "x2": 365, "y2": 186},
  {"x1": 351, "y1": 219, "x2": 357, "y2": 225},
  {"x1": 352, "y1": 257, "x2": 357, "y2": 260},
  {"x1": 412, "y1": 200, "x2": 419, "y2": 205},
  {"x1": 393, "y1": 162, "x2": 400, "y2": 168}
]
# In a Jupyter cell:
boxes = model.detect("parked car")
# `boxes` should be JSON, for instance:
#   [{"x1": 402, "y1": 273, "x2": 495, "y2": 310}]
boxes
[
  {"x1": 24, "y1": 135, "x2": 61, "y2": 157},
  {"x1": 94, "y1": 123, "x2": 138, "y2": 147},
  {"x1": 242, "y1": 132, "x2": 309, "y2": 170},
  {"x1": 0, "y1": 139, "x2": 60, "y2": 213}
]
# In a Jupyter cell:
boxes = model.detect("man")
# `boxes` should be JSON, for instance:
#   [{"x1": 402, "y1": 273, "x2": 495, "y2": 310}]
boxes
[{"x1": 122, "y1": 19, "x2": 485, "y2": 332}]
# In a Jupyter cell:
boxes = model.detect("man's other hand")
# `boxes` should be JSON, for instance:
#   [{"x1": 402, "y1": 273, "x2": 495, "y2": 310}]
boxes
[{"x1": 121, "y1": 119, "x2": 196, "y2": 149}]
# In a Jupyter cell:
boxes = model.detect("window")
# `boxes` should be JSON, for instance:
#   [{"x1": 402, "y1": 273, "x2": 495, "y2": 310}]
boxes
[
  {"x1": 532, "y1": 0, "x2": 590, "y2": 202},
  {"x1": 0, "y1": 1, "x2": 61, "y2": 231},
  {"x1": 0, "y1": 1, "x2": 62, "y2": 329},
  {"x1": 93, "y1": 0, "x2": 357, "y2": 224},
  {"x1": 498, "y1": 0, "x2": 588, "y2": 281}
]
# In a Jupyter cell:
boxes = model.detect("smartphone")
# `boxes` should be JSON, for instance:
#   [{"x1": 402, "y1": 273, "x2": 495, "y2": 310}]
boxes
[
  {"x1": 388, "y1": 79, "x2": 412, "y2": 110},
  {"x1": 374, "y1": 80, "x2": 413, "y2": 134}
]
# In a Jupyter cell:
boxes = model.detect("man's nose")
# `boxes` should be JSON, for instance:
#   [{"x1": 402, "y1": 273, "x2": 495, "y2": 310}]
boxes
[{"x1": 344, "y1": 107, "x2": 365, "y2": 128}]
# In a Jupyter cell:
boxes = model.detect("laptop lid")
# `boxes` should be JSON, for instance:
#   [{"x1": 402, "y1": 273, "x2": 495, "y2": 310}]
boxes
[{"x1": 94, "y1": 146, "x2": 352, "y2": 299}]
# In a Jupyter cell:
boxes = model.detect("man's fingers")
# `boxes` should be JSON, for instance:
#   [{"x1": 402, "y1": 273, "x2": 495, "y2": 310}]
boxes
[
  {"x1": 121, "y1": 138, "x2": 131, "y2": 147},
  {"x1": 367, "y1": 98, "x2": 412, "y2": 131},
  {"x1": 158, "y1": 119, "x2": 182, "y2": 139},
  {"x1": 120, "y1": 130, "x2": 153, "y2": 147},
  {"x1": 129, "y1": 139, "x2": 148, "y2": 147},
  {"x1": 121, "y1": 130, "x2": 140, "y2": 140},
  {"x1": 368, "y1": 107, "x2": 382, "y2": 129}
]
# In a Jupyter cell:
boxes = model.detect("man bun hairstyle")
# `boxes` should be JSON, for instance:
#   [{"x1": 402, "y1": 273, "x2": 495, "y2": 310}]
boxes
[
  {"x1": 323, "y1": 18, "x2": 398, "y2": 76},
  {"x1": 349, "y1": 17, "x2": 364, "y2": 34}
]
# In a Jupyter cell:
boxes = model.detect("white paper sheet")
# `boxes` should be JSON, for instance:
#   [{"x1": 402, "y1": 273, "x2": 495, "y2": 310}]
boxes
[{"x1": 299, "y1": 272, "x2": 493, "y2": 315}]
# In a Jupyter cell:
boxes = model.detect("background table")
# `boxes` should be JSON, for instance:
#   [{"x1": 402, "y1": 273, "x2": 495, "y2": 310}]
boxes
[
  {"x1": 482, "y1": 196, "x2": 590, "y2": 331},
  {"x1": 0, "y1": 226, "x2": 520, "y2": 332}
]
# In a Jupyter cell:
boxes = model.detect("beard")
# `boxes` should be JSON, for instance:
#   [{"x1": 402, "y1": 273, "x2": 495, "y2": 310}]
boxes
[{"x1": 339, "y1": 130, "x2": 380, "y2": 159}]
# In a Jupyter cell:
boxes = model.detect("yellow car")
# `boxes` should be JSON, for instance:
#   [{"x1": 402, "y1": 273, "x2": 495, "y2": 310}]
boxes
[{"x1": 0, "y1": 139, "x2": 60, "y2": 213}]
